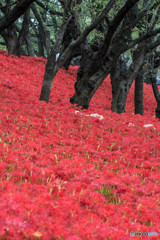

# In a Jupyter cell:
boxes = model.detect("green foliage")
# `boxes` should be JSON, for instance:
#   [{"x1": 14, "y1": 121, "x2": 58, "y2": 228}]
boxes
[
  {"x1": 1, "y1": 0, "x2": 160, "y2": 59},
  {"x1": 97, "y1": 186, "x2": 124, "y2": 205},
  {"x1": 87, "y1": 29, "x2": 104, "y2": 46}
]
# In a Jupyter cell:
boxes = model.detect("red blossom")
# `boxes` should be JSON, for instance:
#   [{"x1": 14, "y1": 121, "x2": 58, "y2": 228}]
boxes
[{"x1": 0, "y1": 51, "x2": 160, "y2": 239}]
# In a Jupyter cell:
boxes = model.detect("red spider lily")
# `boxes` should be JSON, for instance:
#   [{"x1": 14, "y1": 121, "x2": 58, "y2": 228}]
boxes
[{"x1": 0, "y1": 51, "x2": 160, "y2": 239}]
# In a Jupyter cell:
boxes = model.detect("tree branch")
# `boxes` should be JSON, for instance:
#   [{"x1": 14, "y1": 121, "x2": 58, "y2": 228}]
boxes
[
  {"x1": 31, "y1": 3, "x2": 51, "y2": 55},
  {"x1": 70, "y1": 0, "x2": 116, "y2": 48},
  {"x1": 90, "y1": 0, "x2": 140, "y2": 72},
  {"x1": 35, "y1": 0, "x2": 63, "y2": 16},
  {"x1": 122, "y1": 27, "x2": 160, "y2": 53},
  {"x1": 0, "y1": 0, "x2": 35, "y2": 33},
  {"x1": 148, "y1": 37, "x2": 160, "y2": 51},
  {"x1": 18, "y1": 8, "x2": 30, "y2": 46},
  {"x1": 0, "y1": 1, "x2": 18, "y2": 9}
]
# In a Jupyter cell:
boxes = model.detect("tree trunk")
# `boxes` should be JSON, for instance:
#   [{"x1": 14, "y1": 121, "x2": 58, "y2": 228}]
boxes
[
  {"x1": 70, "y1": 3, "x2": 147, "y2": 111},
  {"x1": 0, "y1": 0, "x2": 35, "y2": 33},
  {"x1": 70, "y1": 64, "x2": 109, "y2": 109},
  {"x1": 38, "y1": 26, "x2": 45, "y2": 57},
  {"x1": 39, "y1": 0, "x2": 152, "y2": 106},
  {"x1": 25, "y1": 32, "x2": 35, "y2": 56},
  {"x1": 111, "y1": 80, "x2": 131, "y2": 113},
  {"x1": 39, "y1": 51, "x2": 59, "y2": 102},
  {"x1": 156, "y1": 100, "x2": 160, "y2": 119},
  {"x1": 70, "y1": 44, "x2": 146, "y2": 112},
  {"x1": 151, "y1": 73, "x2": 160, "y2": 119},
  {"x1": 70, "y1": 42, "x2": 109, "y2": 108},
  {"x1": 6, "y1": 27, "x2": 20, "y2": 56},
  {"x1": 31, "y1": 3, "x2": 51, "y2": 57},
  {"x1": 134, "y1": 70, "x2": 144, "y2": 115},
  {"x1": 21, "y1": 8, "x2": 34, "y2": 56},
  {"x1": 152, "y1": 82, "x2": 160, "y2": 119},
  {"x1": 63, "y1": 48, "x2": 81, "y2": 70},
  {"x1": 110, "y1": 55, "x2": 129, "y2": 113},
  {"x1": 40, "y1": 46, "x2": 78, "y2": 103},
  {"x1": 4, "y1": 8, "x2": 30, "y2": 57},
  {"x1": 146, "y1": 50, "x2": 160, "y2": 119},
  {"x1": 111, "y1": 46, "x2": 146, "y2": 114},
  {"x1": 39, "y1": 5, "x2": 75, "y2": 102}
]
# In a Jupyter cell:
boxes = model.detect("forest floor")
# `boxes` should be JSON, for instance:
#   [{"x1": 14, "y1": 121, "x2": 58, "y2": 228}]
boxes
[{"x1": 0, "y1": 50, "x2": 160, "y2": 240}]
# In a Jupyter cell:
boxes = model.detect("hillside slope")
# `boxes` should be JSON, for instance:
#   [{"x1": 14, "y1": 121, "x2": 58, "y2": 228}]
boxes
[{"x1": 0, "y1": 51, "x2": 160, "y2": 240}]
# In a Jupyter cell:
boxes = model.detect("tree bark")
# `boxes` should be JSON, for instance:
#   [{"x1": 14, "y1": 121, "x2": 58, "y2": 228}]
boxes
[
  {"x1": 1, "y1": 7, "x2": 31, "y2": 57},
  {"x1": 134, "y1": 69, "x2": 144, "y2": 115},
  {"x1": 151, "y1": 79, "x2": 160, "y2": 119},
  {"x1": 0, "y1": 0, "x2": 35, "y2": 33},
  {"x1": 70, "y1": 3, "x2": 146, "y2": 110},
  {"x1": 37, "y1": 26, "x2": 45, "y2": 57},
  {"x1": 156, "y1": 100, "x2": 160, "y2": 119},
  {"x1": 25, "y1": 31, "x2": 35, "y2": 56},
  {"x1": 39, "y1": 0, "x2": 76, "y2": 102},
  {"x1": 39, "y1": 0, "x2": 160, "y2": 107},
  {"x1": 151, "y1": 70, "x2": 160, "y2": 119},
  {"x1": 110, "y1": 56, "x2": 129, "y2": 113},
  {"x1": 70, "y1": 56, "x2": 110, "y2": 108},
  {"x1": 6, "y1": 26, "x2": 20, "y2": 56},
  {"x1": 31, "y1": 3, "x2": 51, "y2": 57},
  {"x1": 111, "y1": 46, "x2": 146, "y2": 114},
  {"x1": 63, "y1": 47, "x2": 81, "y2": 70},
  {"x1": 40, "y1": 0, "x2": 141, "y2": 104}
]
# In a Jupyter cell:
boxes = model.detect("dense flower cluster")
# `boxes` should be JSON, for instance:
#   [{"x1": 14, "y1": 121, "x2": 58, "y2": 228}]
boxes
[{"x1": 0, "y1": 50, "x2": 160, "y2": 240}]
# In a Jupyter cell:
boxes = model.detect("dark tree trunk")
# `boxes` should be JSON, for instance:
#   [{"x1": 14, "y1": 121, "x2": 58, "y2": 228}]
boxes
[
  {"x1": 70, "y1": 46, "x2": 146, "y2": 111},
  {"x1": 110, "y1": 45, "x2": 146, "y2": 114},
  {"x1": 40, "y1": 0, "x2": 155, "y2": 106},
  {"x1": 0, "y1": 0, "x2": 35, "y2": 33},
  {"x1": 110, "y1": 56, "x2": 128, "y2": 113},
  {"x1": 61, "y1": 14, "x2": 81, "y2": 69},
  {"x1": 70, "y1": 43, "x2": 110, "y2": 108},
  {"x1": 146, "y1": 50, "x2": 160, "y2": 119},
  {"x1": 40, "y1": 37, "x2": 82, "y2": 102},
  {"x1": 151, "y1": 73, "x2": 160, "y2": 119},
  {"x1": 31, "y1": 3, "x2": 51, "y2": 57},
  {"x1": 70, "y1": 44, "x2": 145, "y2": 112},
  {"x1": 70, "y1": 64, "x2": 109, "y2": 109},
  {"x1": 63, "y1": 47, "x2": 81, "y2": 70},
  {"x1": 39, "y1": 45, "x2": 74, "y2": 102},
  {"x1": 38, "y1": 26, "x2": 45, "y2": 57},
  {"x1": 111, "y1": 80, "x2": 131, "y2": 113},
  {"x1": 6, "y1": 27, "x2": 20, "y2": 56},
  {"x1": 39, "y1": 51, "x2": 59, "y2": 102},
  {"x1": 2, "y1": 7, "x2": 30, "y2": 57},
  {"x1": 152, "y1": 80, "x2": 160, "y2": 119},
  {"x1": 134, "y1": 70, "x2": 144, "y2": 115},
  {"x1": 23, "y1": 8, "x2": 35, "y2": 56},
  {"x1": 25, "y1": 32, "x2": 35, "y2": 56},
  {"x1": 70, "y1": 3, "x2": 146, "y2": 110},
  {"x1": 39, "y1": 0, "x2": 82, "y2": 103},
  {"x1": 156, "y1": 100, "x2": 160, "y2": 119}
]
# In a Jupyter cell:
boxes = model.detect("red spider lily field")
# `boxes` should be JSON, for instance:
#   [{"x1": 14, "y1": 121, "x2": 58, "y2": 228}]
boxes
[{"x1": 0, "y1": 50, "x2": 160, "y2": 240}]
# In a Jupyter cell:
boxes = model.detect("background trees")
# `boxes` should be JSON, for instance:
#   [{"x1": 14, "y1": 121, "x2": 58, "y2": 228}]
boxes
[
  {"x1": 0, "y1": 0, "x2": 160, "y2": 118},
  {"x1": 70, "y1": 0, "x2": 160, "y2": 111},
  {"x1": 0, "y1": 0, "x2": 36, "y2": 32}
]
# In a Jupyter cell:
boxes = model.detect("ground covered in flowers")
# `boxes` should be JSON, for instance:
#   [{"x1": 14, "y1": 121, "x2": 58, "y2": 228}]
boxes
[{"x1": 0, "y1": 50, "x2": 160, "y2": 240}]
